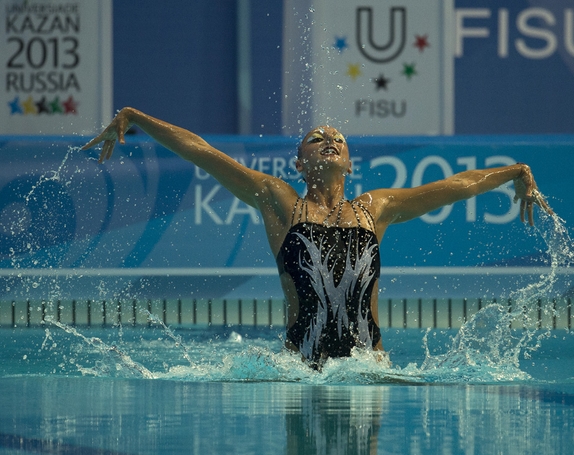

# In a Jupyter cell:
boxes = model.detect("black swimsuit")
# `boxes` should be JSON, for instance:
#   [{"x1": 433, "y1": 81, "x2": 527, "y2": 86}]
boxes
[{"x1": 276, "y1": 198, "x2": 381, "y2": 364}]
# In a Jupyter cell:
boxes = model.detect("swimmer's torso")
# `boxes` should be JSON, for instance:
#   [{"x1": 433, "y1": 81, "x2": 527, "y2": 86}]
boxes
[{"x1": 276, "y1": 198, "x2": 382, "y2": 364}]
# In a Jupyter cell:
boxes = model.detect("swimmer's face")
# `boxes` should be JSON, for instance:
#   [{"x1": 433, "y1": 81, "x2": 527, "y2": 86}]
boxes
[
  {"x1": 297, "y1": 126, "x2": 349, "y2": 165},
  {"x1": 297, "y1": 126, "x2": 351, "y2": 178}
]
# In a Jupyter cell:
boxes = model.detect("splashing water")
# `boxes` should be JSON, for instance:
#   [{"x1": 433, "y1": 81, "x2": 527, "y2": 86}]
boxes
[
  {"x1": 22, "y1": 146, "x2": 79, "y2": 205},
  {"x1": 27, "y1": 204, "x2": 571, "y2": 384},
  {"x1": 6, "y1": 146, "x2": 573, "y2": 384},
  {"x1": 4, "y1": 145, "x2": 84, "y2": 302},
  {"x1": 46, "y1": 316, "x2": 154, "y2": 379},
  {"x1": 417, "y1": 210, "x2": 574, "y2": 382}
]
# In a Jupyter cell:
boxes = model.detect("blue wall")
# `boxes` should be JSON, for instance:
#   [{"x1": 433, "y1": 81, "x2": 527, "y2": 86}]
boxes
[
  {"x1": 113, "y1": 1, "x2": 240, "y2": 134},
  {"x1": 454, "y1": 0, "x2": 574, "y2": 134},
  {"x1": 112, "y1": 0, "x2": 284, "y2": 135},
  {"x1": 111, "y1": 1, "x2": 574, "y2": 135}
]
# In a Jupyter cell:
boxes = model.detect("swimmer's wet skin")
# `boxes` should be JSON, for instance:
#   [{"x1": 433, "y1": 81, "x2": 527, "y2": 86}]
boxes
[{"x1": 82, "y1": 108, "x2": 554, "y2": 365}]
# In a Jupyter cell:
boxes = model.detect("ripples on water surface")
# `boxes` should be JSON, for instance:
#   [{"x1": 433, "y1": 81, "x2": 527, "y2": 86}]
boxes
[
  {"x1": 2, "y1": 322, "x2": 573, "y2": 385},
  {"x1": 3, "y1": 211, "x2": 573, "y2": 385}
]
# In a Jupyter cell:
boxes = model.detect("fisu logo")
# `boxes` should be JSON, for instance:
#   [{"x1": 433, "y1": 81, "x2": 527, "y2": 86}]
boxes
[
  {"x1": 356, "y1": 7, "x2": 407, "y2": 64},
  {"x1": 282, "y1": 0, "x2": 451, "y2": 135}
]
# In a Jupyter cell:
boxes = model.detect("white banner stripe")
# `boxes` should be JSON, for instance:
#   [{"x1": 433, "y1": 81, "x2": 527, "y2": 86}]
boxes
[{"x1": 0, "y1": 267, "x2": 569, "y2": 277}]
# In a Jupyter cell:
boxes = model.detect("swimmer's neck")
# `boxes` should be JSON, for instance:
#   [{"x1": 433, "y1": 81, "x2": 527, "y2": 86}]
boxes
[{"x1": 304, "y1": 178, "x2": 346, "y2": 208}]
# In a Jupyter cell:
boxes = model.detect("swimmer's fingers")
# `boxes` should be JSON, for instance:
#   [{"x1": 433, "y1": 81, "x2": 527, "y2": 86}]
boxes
[
  {"x1": 519, "y1": 197, "x2": 536, "y2": 226},
  {"x1": 519, "y1": 190, "x2": 553, "y2": 226},
  {"x1": 81, "y1": 133, "x2": 107, "y2": 152},
  {"x1": 513, "y1": 165, "x2": 554, "y2": 225},
  {"x1": 86, "y1": 129, "x2": 119, "y2": 163},
  {"x1": 531, "y1": 189, "x2": 555, "y2": 217},
  {"x1": 519, "y1": 196, "x2": 538, "y2": 226},
  {"x1": 527, "y1": 199, "x2": 534, "y2": 226},
  {"x1": 519, "y1": 199, "x2": 527, "y2": 224},
  {"x1": 98, "y1": 139, "x2": 116, "y2": 163},
  {"x1": 81, "y1": 125, "x2": 121, "y2": 152}
]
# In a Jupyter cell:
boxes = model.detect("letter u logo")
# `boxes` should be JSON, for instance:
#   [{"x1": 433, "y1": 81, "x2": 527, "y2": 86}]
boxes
[{"x1": 356, "y1": 7, "x2": 406, "y2": 63}]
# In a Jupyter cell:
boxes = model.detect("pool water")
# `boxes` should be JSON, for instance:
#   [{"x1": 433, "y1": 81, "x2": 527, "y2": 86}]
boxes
[
  {"x1": 1, "y1": 147, "x2": 573, "y2": 453},
  {"x1": 2, "y1": 376, "x2": 574, "y2": 455},
  {"x1": 1, "y1": 324, "x2": 573, "y2": 455}
]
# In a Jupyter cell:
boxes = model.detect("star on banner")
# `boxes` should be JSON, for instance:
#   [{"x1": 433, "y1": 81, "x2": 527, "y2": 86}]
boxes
[
  {"x1": 8, "y1": 96, "x2": 22, "y2": 114},
  {"x1": 401, "y1": 63, "x2": 417, "y2": 80},
  {"x1": 50, "y1": 97, "x2": 63, "y2": 114},
  {"x1": 36, "y1": 97, "x2": 51, "y2": 114},
  {"x1": 373, "y1": 73, "x2": 390, "y2": 91},
  {"x1": 347, "y1": 63, "x2": 362, "y2": 80},
  {"x1": 333, "y1": 36, "x2": 348, "y2": 52},
  {"x1": 63, "y1": 96, "x2": 78, "y2": 114},
  {"x1": 22, "y1": 96, "x2": 37, "y2": 114},
  {"x1": 414, "y1": 35, "x2": 430, "y2": 52}
]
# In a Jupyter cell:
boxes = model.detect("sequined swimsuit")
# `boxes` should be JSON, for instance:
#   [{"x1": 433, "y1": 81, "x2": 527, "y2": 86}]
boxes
[{"x1": 276, "y1": 198, "x2": 381, "y2": 364}]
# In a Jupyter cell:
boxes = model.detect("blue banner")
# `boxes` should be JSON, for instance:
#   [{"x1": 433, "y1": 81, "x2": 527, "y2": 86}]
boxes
[
  {"x1": 0, "y1": 135, "x2": 572, "y2": 300},
  {"x1": 455, "y1": 0, "x2": 574, "y2": 133}
]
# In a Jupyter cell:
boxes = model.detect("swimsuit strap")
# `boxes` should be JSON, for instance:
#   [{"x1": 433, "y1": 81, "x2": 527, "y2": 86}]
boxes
[
  {"x1": 352, "y1": 200, "x2": 377, "y2": 233},
  {"x1": 290, "y1": 197, "x2": 308, "y2": 227},
  {"x1": 291, "y1": 198, "x2": 375, "y2": 231},
  {"x1": 323, "y1": 198, "x2": 345, "y2": 227},
  {"x1": 289, "y1": 197, "x2": 300, "y2": 227},
  {"x1": 349, "y1": 200, "x2": 362, "y2": 228}
]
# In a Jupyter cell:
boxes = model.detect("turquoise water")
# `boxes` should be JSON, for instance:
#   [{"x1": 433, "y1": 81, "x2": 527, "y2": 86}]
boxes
[
  {"x1": 1, "y1": 228, "x2": 574, "y2": 454},
  {"x1": 1, "y1": 145, "x2": 574, "y2": 452},
  {"x1": 1, "y1": 325, "x2": 574, "y2": 455},
  {"x1": 1, "y1": 376, "x2": 574, "y2": 455},
  {"x1": 3, "y1": 212, "x2": 572, "y2": 384},
  {"x1": 1, "y1": 377, "x2": 572, "y2": 455},
  {"x1": 2, "y1": 325, "x2": 574, "y2": 384},
  {"x1": 0, "y1": 213, "x2": 573, "y2": 453}
]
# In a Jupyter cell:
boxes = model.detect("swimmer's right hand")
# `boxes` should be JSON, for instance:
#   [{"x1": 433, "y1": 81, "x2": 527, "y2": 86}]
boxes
[{"x1": 81, "y1": 107, "x2": 134, "y2": 163}]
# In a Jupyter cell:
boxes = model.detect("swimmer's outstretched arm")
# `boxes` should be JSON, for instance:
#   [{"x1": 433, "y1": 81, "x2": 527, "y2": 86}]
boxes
[
  {"x1": 82, "y1": 108, "x2": 295, "y2": 208},
  {"x1": 369, "y1": 163, "x2": 552, "y2": 227}
]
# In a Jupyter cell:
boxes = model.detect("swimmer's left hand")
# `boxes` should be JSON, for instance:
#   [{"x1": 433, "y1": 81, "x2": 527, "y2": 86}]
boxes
[
  {"x1": 81, "y1": 108, "x2": 133, "y2": 163},
  {"x1": 513, "y1": 164, "x2": 553, "y2": 226}
]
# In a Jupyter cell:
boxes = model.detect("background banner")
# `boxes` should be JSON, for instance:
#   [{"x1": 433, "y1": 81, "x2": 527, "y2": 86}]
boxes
[
  {"x1": 454, "y1": 0, "x2": 574, "y2": 134},
  {"x1": 0, "y1": 136, "x2": 572, "y2": 301},
  {"x1": 0, "y1": 0, "x2": 112, "y2": 135},
  {"x1": 282, "y1": 0, "x2": 454, "y2": 136}
]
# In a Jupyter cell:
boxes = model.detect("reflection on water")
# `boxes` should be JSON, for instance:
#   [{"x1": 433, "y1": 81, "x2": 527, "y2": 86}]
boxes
[
  {"x1": 2, "y1": 136, "x2": 574, "y2": 453},
  {"x1": 0, "y1": 377, "x2": 573, "y2": 455},
  {"x1": 286, "y1": 386, "x2": 385, "y2": 454}
]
